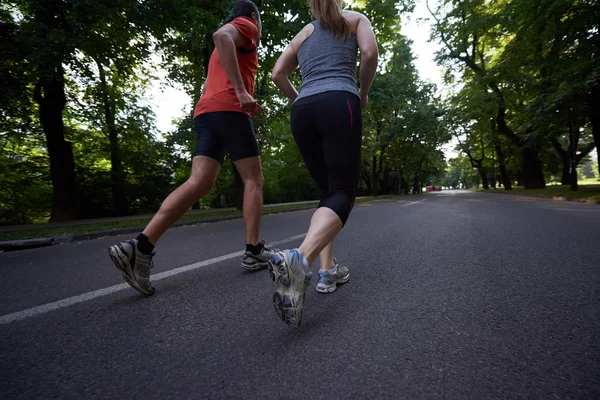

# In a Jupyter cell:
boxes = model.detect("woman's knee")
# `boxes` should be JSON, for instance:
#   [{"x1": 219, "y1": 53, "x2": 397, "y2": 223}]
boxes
[{"x1": 319, "y1": 189, "x2": 355, "y2": 225}]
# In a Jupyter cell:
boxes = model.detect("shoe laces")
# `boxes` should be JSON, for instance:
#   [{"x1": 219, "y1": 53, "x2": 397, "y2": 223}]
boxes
[
  {"x1": 140, "y1": 251, "x2": 156, "y2": 269},
  {"x1": 259, "y1": 240, "x2": 273, "y2": 253}
]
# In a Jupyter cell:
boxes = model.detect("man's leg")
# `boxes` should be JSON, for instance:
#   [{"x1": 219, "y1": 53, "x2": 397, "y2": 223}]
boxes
[
  {"x1": 143, "y1": 156, "x2": 221, "y2": 245},
  {"x1": 109, "y1": 111, "x2": 226, "y2": 295},
  {"x1": 234, "y1": 155, "x2": 276, "y2": 270},
  {"x1": 216, "y1": 112, "x2": 273, "y2": 271},
  {"x1": 233, "y1": 155, "x2": 263, "y2": 246},
  {"x1": 108, "y1": 156, "x2": 220, "y2": 295}
]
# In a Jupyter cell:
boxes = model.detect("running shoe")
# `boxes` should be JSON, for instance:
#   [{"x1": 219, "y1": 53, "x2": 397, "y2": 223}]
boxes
[
  {"x1": 108, "y1": 239, "x2": 155, "y2": 296},
  {"x1": 241, "y1": 240, "x2": 277, "y2": 271},
  {"x1": 267, "y1": 249, "x2": 312, "y2": 328},
  {"x1": 316, "y1": 258, "x2": 349, "y2": 293}
]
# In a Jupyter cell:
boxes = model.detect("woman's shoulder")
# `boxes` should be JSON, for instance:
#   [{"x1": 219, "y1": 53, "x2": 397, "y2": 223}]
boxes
[
  {"x1": 342, "y1": 10, "x2": 368, "y2": 32},
  {"x1": 290, "y1": 22, "x2": 316, "y2": 53}
]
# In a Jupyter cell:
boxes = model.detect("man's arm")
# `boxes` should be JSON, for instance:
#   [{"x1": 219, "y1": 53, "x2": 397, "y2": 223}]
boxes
[{"x1": 212, "y1": 23, "x2": 259, "y2": 115}]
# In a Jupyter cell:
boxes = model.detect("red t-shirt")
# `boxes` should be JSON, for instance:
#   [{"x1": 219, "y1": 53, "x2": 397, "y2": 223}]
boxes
[{"x1": 193, "y1": 17, "x2": 259, "y2": 118}]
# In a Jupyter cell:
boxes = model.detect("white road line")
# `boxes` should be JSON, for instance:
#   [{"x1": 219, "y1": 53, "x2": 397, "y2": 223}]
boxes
[
  {"x1": 0, "y1": 233, "x2": 307, "y2": 325},
  {"x1": 401, "y1": 199, "x2": 426, "y2": 207}
]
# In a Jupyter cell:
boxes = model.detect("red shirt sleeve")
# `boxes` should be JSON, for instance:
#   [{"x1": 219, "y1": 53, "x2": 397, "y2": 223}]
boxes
[{"x1": 229, "y1": 17, "x2": 258, "y2": 50}]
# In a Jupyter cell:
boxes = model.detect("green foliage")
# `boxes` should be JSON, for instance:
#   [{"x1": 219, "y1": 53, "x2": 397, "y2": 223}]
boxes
[
  {"x1": 430, "y1": 0, "x2": 598, "y2": 190},
  {"x1": 444, "y1": 155, "x2": 479, "y2": 188},
  {"x1": 1, "y1": 0, "x2": 457, "y2": 225},
  {"x1": 362, "y1": 33, "x2": 449, "y2": 194},
  {"x1": 0, "y1": 134, "x2": 52, "y2": 225}
]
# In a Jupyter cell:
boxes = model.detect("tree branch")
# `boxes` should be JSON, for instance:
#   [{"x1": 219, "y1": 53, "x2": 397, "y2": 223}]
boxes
[
  {"x1": 550, "y1": 136, "x2": 567, "y2": 158},
  {"x1": 576, "y1": 142, "x2": 596, "y2": 164},
  {"x1": 33, "y1": 82, "x2": 43, "y2": 104},
  {"x1": 426, "y1": 0, "x2": 461, "y2": 59},
  {"x1": 471, "y1": 34, "x2": 478, "y2": 64}
]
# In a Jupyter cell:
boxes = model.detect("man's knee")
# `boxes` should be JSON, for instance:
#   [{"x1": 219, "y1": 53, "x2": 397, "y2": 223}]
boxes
[
  {"x1": 188, "y1": 173, "x2": 216, "y2": 196},
  {"x1": 242, "y1": 171, "x2": 264, "y2": 191}
]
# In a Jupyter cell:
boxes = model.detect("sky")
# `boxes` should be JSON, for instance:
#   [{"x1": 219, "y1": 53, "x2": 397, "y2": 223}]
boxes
[{"x1": 147, "y1": 0, "x2": 459, "y2": 159}]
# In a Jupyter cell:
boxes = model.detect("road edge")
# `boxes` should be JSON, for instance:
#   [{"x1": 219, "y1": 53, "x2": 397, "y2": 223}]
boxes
[
  {"x1": 475, "y1": 189, "x2": 600, "y2": 205},
  {"x1": 0, "y1": 205, "x2": 318, "y2": 252}
]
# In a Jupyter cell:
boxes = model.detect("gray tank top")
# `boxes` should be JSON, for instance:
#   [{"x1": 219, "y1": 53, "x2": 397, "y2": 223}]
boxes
[{"x1": 295, "y1": 20, "x2": 359, "y2": 102}]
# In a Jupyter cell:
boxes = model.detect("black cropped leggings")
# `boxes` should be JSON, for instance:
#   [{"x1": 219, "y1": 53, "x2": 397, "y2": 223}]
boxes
[{"x1": 290, "y1": 91, "x2": 362, "y2": 226}]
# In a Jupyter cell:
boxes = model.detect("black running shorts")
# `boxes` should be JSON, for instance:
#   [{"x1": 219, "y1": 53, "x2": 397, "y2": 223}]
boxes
[{"x1": 193, "y1": 111, "x2": 260, "y2": 164}]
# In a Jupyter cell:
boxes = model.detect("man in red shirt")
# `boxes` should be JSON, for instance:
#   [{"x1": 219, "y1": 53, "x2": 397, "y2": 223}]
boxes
[{"x1": 108, "y1": 0, "x2": 273, "y2": 296}]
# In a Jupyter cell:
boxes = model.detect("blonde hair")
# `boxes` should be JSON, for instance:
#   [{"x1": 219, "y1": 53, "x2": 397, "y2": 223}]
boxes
[{"x1": 310, "y1": 0, "x2": 351, "y2": 41}]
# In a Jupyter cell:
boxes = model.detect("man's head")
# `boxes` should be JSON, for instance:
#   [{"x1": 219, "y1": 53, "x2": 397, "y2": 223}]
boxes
[{"x1": 230, "y1": 0, "x2": 262, "y2": 37}]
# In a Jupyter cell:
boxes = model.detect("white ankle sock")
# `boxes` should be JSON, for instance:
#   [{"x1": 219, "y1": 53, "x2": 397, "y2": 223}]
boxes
[
  {"x1": 320, "y1": 264, "x2": 337, "y2": 274},
  {"x1": 296, "y1": 249, "x2": 310, "y2": 270}
]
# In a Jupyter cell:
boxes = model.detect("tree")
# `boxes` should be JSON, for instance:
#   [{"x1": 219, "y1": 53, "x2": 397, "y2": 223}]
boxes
[
  {"x1": 427, "y1": 0, "x2": 547, "y2": 189},
  {"x1": 24, "y1": 0, "x2": 80, "y2": 221},
  {"x1": 444, "y1": 155, "x2": 479, "y2": 189}
]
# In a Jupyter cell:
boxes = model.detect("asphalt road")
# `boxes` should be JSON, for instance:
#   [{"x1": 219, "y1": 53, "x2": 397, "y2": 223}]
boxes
[{"x1": 1, "y1": 191, "x2": 599, "y2": 399}]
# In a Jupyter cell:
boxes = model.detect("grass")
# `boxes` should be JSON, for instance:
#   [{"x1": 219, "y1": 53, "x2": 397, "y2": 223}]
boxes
[
  {"x1": 474, "y1": 185, "x2": 600, "y2": 202},
  {"x1": 576, "y1": 177, "x2": 600, "y2": 186},
  {"x1": 0, "y1": 195, "x2": 397, "y2": 242}
]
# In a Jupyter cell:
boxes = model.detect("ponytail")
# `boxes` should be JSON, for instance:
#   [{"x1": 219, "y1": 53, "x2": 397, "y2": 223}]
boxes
[{"x1": 310, "y1": 0, "x2": 351, "y2": 41}]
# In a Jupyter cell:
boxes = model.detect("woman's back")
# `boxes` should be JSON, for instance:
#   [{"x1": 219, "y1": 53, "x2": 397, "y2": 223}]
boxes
[{"x1": 296, "y1": 19, "x2": 359, "y2": 102}]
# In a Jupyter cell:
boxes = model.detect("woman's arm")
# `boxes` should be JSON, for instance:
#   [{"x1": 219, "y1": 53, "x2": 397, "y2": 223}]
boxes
[
  {"x1": 271, "y1": 45, "x2": 300, "y2": 101},
  {"x1": 271, "y1": 24, "x2": 314, "y2": 101},
  {"x1": 355, "y1": 14, "x2": 378, "y2": 108}
]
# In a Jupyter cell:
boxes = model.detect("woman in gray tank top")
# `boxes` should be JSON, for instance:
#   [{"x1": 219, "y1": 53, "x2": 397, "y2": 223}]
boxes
[{"x1": 267, "y1": 0, "x2": 379, "y2": 328}]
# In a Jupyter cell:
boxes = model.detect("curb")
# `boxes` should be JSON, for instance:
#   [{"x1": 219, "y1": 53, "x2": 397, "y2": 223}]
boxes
[
  {"x1": 548, "y1": 196, "x2": 600, "y2": 205},
  {"x1": 0, "y1": 238, "x2": 54, "y2": 251},
  {"x1": 476, "y1": 190, "x2": 600, "y2": 205},
  {"x1": 0, "y1": 205, "x2": 318, "y2": 252}
]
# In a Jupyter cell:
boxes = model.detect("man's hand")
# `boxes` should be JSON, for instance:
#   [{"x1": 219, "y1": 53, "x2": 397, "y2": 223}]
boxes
[
  {"x1": 253, "y1": 103, "x2": 263, "y2": 117},
  {"x1": 236, "y1": 89, "x2": 262, "y2": 117}
]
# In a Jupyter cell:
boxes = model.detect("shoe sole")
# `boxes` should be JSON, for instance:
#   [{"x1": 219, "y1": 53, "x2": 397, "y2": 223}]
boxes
[
  {"x1": 316, "y1": 274, "x2": 350, "y2": 293},
  {"x1": 108, "y1": 245, "x2": 154, "y2": 296},
  {"x1": 267, "y1": 254, "x2": 311, "y2": 328},
  {"x1": 241, "y1": 260, "x2": 269, "y2": 271}
]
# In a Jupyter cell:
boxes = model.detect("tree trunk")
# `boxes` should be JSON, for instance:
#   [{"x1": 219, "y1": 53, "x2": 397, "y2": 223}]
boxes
[
  {"x1": 495, "y1": 98, "x2": 545, "y2": 189},
  {"x1": 569, "y1": 159, "x2": 578, "y2": 191},
  {"x1": 32, "y1": 3, "x2": 78, "y2": 222},
  {"x1": 377, "y1": 151, "x2": 386, "y2": 194},
  {"x1": 371, "y1": 123, "x2": 382, "y2": 196},
  {"x1": 463, "y1": 149, "x2": 488, "y2": 190},
  {"x1": 478, "y1": 167, "x2": 489, "y2": 190},
  {"x1": 34, "y1": 64, "x2": 78, "y2": 222},
  {"x1": 550, "y1": 136, "x2": 570, "y2": 185},
  {"x1": 412, "y1": 171, "x2": 420, "y2": 194},
  {"x1": 520, "y1": 148, "x2": 546, "y2": 189},
  {"x1": 561, "y1": 158, "x2": 570, "y2": 185},
  {"x1": 402, "y1": 178, "x2": 409, "y2": 194},
  {"x1": 495, "y1": 144, "x2": 512, "y2": 190},
  {"x1": 588, "y1": 84, "x2": 600, "y2": 177},
  {"x1": 361, "y1": 161, "x2": 372, "y2": 193},
  {"x1": 569, "y1": 118, "x2": 578, "y2": 192},
  {"x1": 371, "y1": 154, "x2": 378, "y2": 196},
  {"x1": 97, "y1": 60, "x2": 128, "y2": 216}
]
